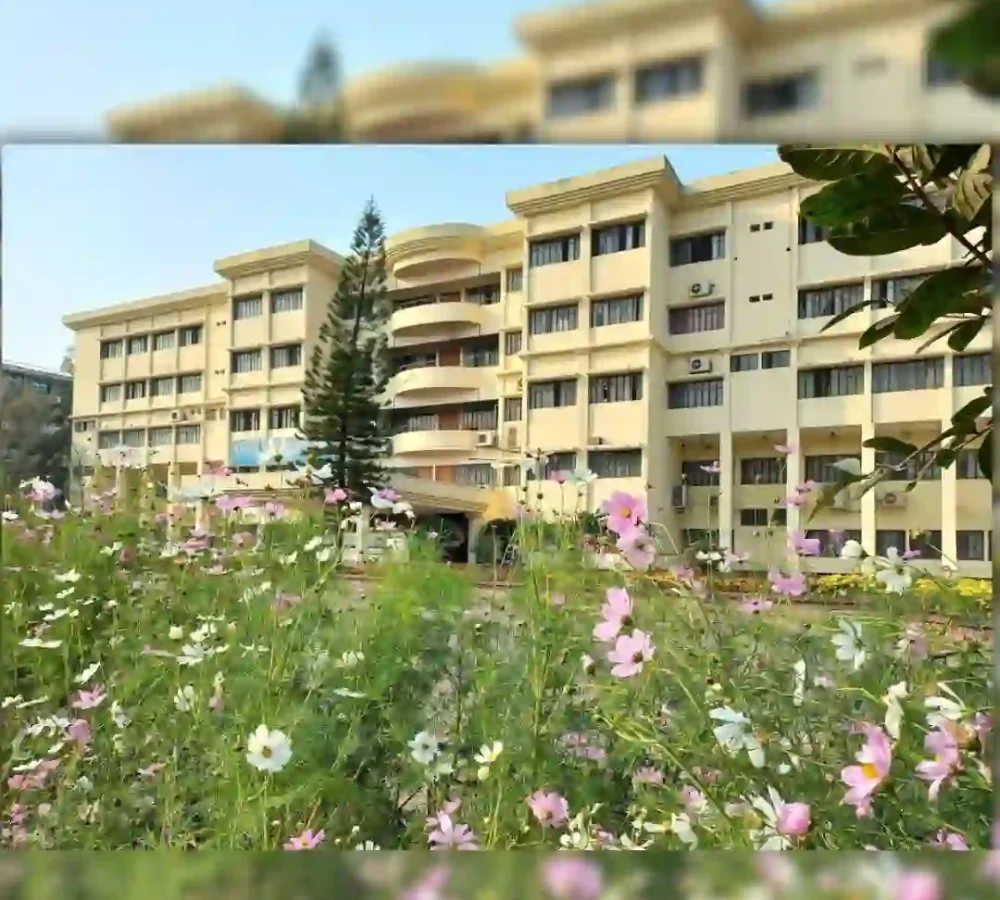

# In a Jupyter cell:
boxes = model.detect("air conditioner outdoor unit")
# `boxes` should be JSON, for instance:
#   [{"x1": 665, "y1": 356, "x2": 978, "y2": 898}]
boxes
[
  {"x1": 671, "y1": 484, "x2": 688, "y2": 511},
  {"x1": 688, "y1": 357, "x2": 713, "y2": 374},
  {"x1": 689, "y1": 281, "x2": 714, "y2": 298},
  {"x1": 476, "y1": 431, "x2": 498, "y2": 448},
  {"x1": 878, "y1": 490, "x2": 907, "y2": 508}
]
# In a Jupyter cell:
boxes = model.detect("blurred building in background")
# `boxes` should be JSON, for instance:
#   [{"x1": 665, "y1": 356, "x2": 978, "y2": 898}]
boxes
[
  {"x1": 0, "y1": 361, "x2": 73, "y2": 405},
  {"x1": 105, "y1": 0, "x2": 992, "y2": 143}
]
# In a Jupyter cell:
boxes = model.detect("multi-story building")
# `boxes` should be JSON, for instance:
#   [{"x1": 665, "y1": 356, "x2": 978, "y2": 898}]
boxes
[
  {"x1": 1, "y1": 361, "x2": 73, "y2": 405},
  {"x1": 64, "y1": 156, "x2": 992, "y2": 576},
  {"x1": 105, "y1": 0, "x2": 994, "y2": 143}
]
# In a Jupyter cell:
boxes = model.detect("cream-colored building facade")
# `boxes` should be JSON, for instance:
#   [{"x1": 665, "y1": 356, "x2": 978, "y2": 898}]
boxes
[
  {"x1": 106, "y1": 0, "x2": 995, "y2": 143},
  {"x1": 64, "y1": 156, "x2": 992, "y2": 575}
]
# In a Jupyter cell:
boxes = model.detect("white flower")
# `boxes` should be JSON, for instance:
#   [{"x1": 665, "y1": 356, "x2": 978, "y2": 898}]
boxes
[
  {"x1": 792, "y1": 659, "x2": 806, "y2": 707},
  {"x1": 99, "y1": 542, "x2": 123, "y2": 557},
  {"x1": 354, "y1": 840, "x2": 381, "y2": 851},
  {"x1": 332, "y1": 688, "x2": 365, "y2": 698},
  {"x1": 173, "y1": 685, "x2": 196, "y2": 712},
  {"x1": 337, "y1": 650, "x2": 364, "y2": 669},
  {"x1": 279, "y1": 551, "x2": 298, "y2": 566},
  {"x1": 168, "y1": 625, "x2": 184, "y2": 640},
  {"x1": 246, "y1": 724, "x2": 293, "y2": 773},
  {"x1": 315, "y1": 546, "x2": 334, "y2": 563},
  {"x1": 54, "y1": 569, "x2": 81, "y2": 583},
  {"x1": 111, "y1": 701, "x2": 130, "y2": 728},
  {"x1": 20, "y1": 638, "x2": 63, "y2": 649},
  {"x1": 882, "y1": 681, "x2": 908, "y2": 741},
  {"x1": 177, "y1": 644, "x2": 207, "y2": 666},
  {"x1": 709, "y1": 706, "x2": 765, "y2": 767},
  {"x1": 696, "y1": 550, "x2": 722, "y2": 563},
  {"x1": 830, "y1": 618, "x2": 866, "y2": 670},
  {"x1": 75, "y1": 662, "x2": 100, "y2": 685},
  {"x1": 572, "y1": 468, "x2": 598, "y2": 485},
  {"x1": 873, "y1": 547, "x2": 912, "y2": 594},
  {"x1": 748, "y1": 787, "x2": 792, "y2": 851},
  {"x1": 303, "y1": 535, "x2": 323, "y2": 553},
  {"x1": 670, "y1": 812, "x2": 698, "y2": 848},
  {"x1": 474, "y1": 740, "x2": 504, "y2": 780},
  {"x1": 840, "y1": 539, "x2": 864, "y2": 560},
  {"x1": 924, "y1": 683, "x2": 967, "y2": 730},
  {"x1": 1, "y1": 510, "x2": 17, "y2": 522},
  {"x1": 408, "y1": 730, "x2": 441, "y2": 765}
]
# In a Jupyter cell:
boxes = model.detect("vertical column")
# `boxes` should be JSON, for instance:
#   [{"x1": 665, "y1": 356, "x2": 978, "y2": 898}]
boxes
[
  {"x1": 785, "y1": 428, "x2": 802, "y2": 536},
  {"x1": 940, "y1": 418, "x2": 958, "y2": 564},
  {"x1": 861, "y1": 421, "x2": 877, "y2": 555},
  {"x1": 718, "y1": 431, "x2": 734, "y2": 550}
]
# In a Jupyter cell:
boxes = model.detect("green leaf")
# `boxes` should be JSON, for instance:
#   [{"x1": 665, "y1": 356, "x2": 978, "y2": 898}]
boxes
[
  {"x1": 952, "y1": 391, "x2": 993, "y2": 423},
  {"x1": 777, "y1": 145, "x2": 893, "y2": 181},
  {"x1": 947, "y1": 318, "x2": 985, "y2": 352},
  {"x1": 826, "y1": 206, "x2": 949, "y2": 256},
  {"x1": 819, "y1": 299, "x2": 875, "y2": 332},
  {"x1": 951, "y1": 145, "x2": 993, "y2": 221},
  {"x1": 859, "y1": 316, "x2": 899, "y2": 348},
  {"x1": 800, "y1": 170, "x2": 906, "y2": 228},
  {"x1": 930, "y1": 145, "x2": 985, "y2": 181},
  {"x1": 893, "y1": 266, "x2": 989, "y2": 339},
  {"x1": 978, "y1": 431, "x2": 993, "y2": 480},
  {"x1": 930, "y1": 0, "x2": 1000, "y2": 100},
  {"x1": 863, "y1": 437, "x2": 918, "y2": 456}
]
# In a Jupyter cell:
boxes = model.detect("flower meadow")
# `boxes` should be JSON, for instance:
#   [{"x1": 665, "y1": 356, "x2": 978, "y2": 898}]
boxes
[{"x1": 1, "y1": 476, "x2": 995, "y2": 872}]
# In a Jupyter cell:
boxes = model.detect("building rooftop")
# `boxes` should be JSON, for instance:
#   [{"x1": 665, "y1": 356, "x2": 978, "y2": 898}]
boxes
[{"x1": 2, "y1": 360, "x2": 72, "y2": 380}]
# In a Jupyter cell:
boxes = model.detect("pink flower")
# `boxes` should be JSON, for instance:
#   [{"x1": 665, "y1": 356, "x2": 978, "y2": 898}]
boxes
[
  {"x1": 616, "y1": 527, "x2": 656, "y2": 571},
  {"x1": 274, "y1": 592, "x2": 302, "y2": 612},
  {"x1": 427, "y1": 813, "x2": 478, "y2": 850},
  {"x1": 915, "y1": 726, "x2": 961, "y2": 801},
  {"x1": 550, "y1": 592, "x2": 565, "y2": 607},
  {"x1": 841, "y1": 725, "x2": 892, "y2": 817},
  {"x1": 600, "y1": 491, "x2": 646, "y2": 536},
  {"x1": 930, "y1": 829, "x2": 969, "y2": 851},
  {"x1": 670, "y1": 564, "x2": 696, "y2": 584},
  {"x1": 606, "y1": 629, "x2": 654, "y2": 678},
  {"x1": 973, "y1": 711, "x2": 993, "y2": 749},
  {"x1": 550, "y1": 469, "x2": 570, "y2": 484},
  {"x1": 679, "y1": 785, "x2": 706, "y2": 816},
  {"x1": 139, "y1": 763, "x2": 164, "y2": 778},
  {"x1": 71, "y1": 684, "x2": 107, "y2": 710},
  {"x1": 632, "y1": 766, "x2": 664, "y2": 786},
  {"x1": 324, "y1": 487, "x2": 347, "y2": 505},
  {"x1": 779, "y1": 493, "x2": 805, "y2": 508},
  {"x1": 400, "y1": 865, "x2": 450, "y2": 900},
  {"x1": 768, "y1": 569, "x2": 807, "y2": 598},
  {"x1": 284, "y1": 828, "x2": 325, "y2": 850},
  {"x1": 774, "y1": 443, "x2": 796, "y2": 455},
  {"x1": 796, "y1": 480, "x2": 817, "y2": 494},
  {"x1": 540, "y1": 856, "x2": 603, "y2": 900},
  {"x1": 775, "y1": 801, "x2": 811, "y2": 837},
  {"x1": 232, "y1": 531, "x2": 255, "y2": 548},
  {"x1": 426, "y1": 797, "x2": 461, "y2": 832},
  {"x1": 264, "y1": 501, "x2": 286, "y2": 518},
  {"x1": 893, "y1": 870, "x2": 941, "y2": 900},
  {"x1": 740, "y1": 595, "x2": 773, "y2": 613},
  {"x1": 789, "y1": 532, "x2": 821, "y2": 556},
  {"x1": 67, "y1": 718, "x2": 92, "y2": 748},
  {"x1": 527, "y1": 791, "x2": 570, "y2": 828},
  {"x1": 592, "y1": 587, "x2": 633, "y2": 642},
  {"x1": 215, "y1": 494, "x2": 252, "y2": 512}
]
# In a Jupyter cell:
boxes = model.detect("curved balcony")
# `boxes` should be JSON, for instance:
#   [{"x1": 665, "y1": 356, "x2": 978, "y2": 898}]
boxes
[
  {"x1": 390, "y1": 301, "x2": 487, "y2": 339},
  {"x1": 392, "y1": 429, "x2": 481, "y2": 456},
  {"x1": 386, "y1": 223, "x2": 487, "y2": 279},
  {"x1": 387, "y1": 365, "x2": 495, "y2": 405}
]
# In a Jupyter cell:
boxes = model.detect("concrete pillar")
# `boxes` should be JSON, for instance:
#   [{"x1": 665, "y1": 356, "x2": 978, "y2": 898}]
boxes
[
  {"x1": 785, "y1": 428, "x2": 802, "y2": 536},
  {"x1": 467, "y1": 515, "x2": 484, "y2": 564},
  {"x1": 940, "y1": 418, "x2": 958, "y2": 564},
  {"x1": 718, "y1": 432, "x2": 734, "y2": 550},
  {"x1": 861, "y1": 423, "x2": 877, "y2": 555}
]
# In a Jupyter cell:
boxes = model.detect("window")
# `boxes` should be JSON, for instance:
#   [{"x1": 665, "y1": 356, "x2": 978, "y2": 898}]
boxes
[
  {"x1": 271, "y1": 288, "x2": 303, "y2": 313},
  {"x1": 798, "y1": 216, "x2": 828, "y2": 244},
  {"x1": 400, "y1": 413, "x2": 437, "y2": 433},
  {"x1": 740, "y1": 457, "x2": 783, "y2": 484},
  {"x1": 589, "y1": 449, "x2": 642, "y2": 478},
  {"x1": 100, "y1": 339, "x2": 123, "y2": 359},
  {"x1": 872, "y1": 273, "x2": 929, "y2": 308},
  {"x1": 270, "y1": 344, "x2": 302, "y2": 369},
  {"x1": 177, "y1": 373, "x2": 202, "y2": 393},
  {"x1": 269, "y1": 405, "x2": 300, "y2": 430},
  {"x1": 148, "y1": 427, "x2": 173, "y2": 447},
  {"x1": 588, "y1": 372, "x2": 643, "y2": 403},
  {"x1": 804, "y1": 529, "x2": 862, "y2": 558},
  {"x1": 97, "y1": 431, "x2": 121, "y2": 450},
  {"x1": 908, "y1": 530, "x2": 942, "y2": 560},
  {"x1": 230, "y1": 409, "x2": 261, "y2": 432},
  {"x1": 503, "y1": 465, "x2": 522, "y2": 487},
  {"x1": 529, "y1": 379, "x2": 578, "y2": 409},
  {"x1": 73, "y1": 420, "x2": 94, "y2": 433},
  {"x1": 872, "y1": 358, "x2": 944, "y2": 392},
  {"x1": 798, "y1": 365, "x2": 864, "y2": 398},
  {"x1": 668, "y1": 302, "x2": 725, "y2": 334},
  {"x1": 233, "y1": 295, "x2": 263, "y2": 319},
  {"x1": 771, "y1": 507, "x2": 788, "y2": 526},
  {"x1": 681, "y1": 460, "x2": 719, "y2": 487},
  {"x1": 152, "y1": 331, "x2": 175, "y2": 351},
  {"x1": 957, "y1": 448, "x2": 986, "y2": 479},
  {"x1": 461, "y1": 406, "x2": 498, "y2": 431},
  {"x1": 397, "y1": 295, "x2": 435, "y2": 311},
  {"x1": 875, "y1": 529, "x2": 907, "y2": 558},
  {"x1": 954, "y1": 353, "x2": 990, "y2": 387},
  {"x1": 797, "y1": 282, "x2": 864, "y2": 319},
  {"x1": 529, "y1": 234, "x2": 581, "y2": 267},
  {"x1": 179, "y1": 325, "x2": 203, "y2": 346},
  {"x1": 925, "y1": 54, "x2": 959, "y2": 87},
  {"x1": 504, "y1": 397, "x2": 523, "y2": 421},
  {"x1": 743, "y1": 70, "x2": 819, "y2": 117},
  {"x1": 529, "y1": 304, "x2": 578, "y2": 335},
  {"x1": 393, "y1": 351, "x2": 437, "y2": 373},
  {"x1": 669, "y1": 231, "x2": 726, "y2": 266},
  {"x1": 592, "y1": 220, "x2": 645, "y2": 255},
  {"x1": 506, "y1": 267, "x2": 523, "y2": 292},
  {"x1": 543, "y1": 452, "x2": 577, "y2": 478},
  {"x1": 875, "y1": 450, "x2": 941, "y2": 481},
  {"x1": 634, "y1": 56, "x2": 703, "y2": 103},
  {"x1": 957, "y1": 530, "x2": 986, "y2": 561},
  {"x1": 232, "y1": 349, "x2": 263, "y2": 374},
  {"x1": 761, "y1": 350, "x2": 790, "y2": 369},
  {"x1": 804, "y1": 454, "x2": 861, "y2": 483},
  {"x1": 99, "y1": 383, "x2": 122, "y2": 403},
  {"x1": 125, "y1": 380, "x2": 147, "y2": 400},
  {"x1": 505, "y1": 331, "x2": 523, "y2": 356},
  {"x1": 467, "y1": 284, "x2": 501, "y2": 306},
  {"x1": 121, "y1": 428, "x2": 144, "y2": 448},
  {"x1": 176, "y1": 425, "x2": 201, "y2": 445},
  {"x1": 126, "y1": 335, "x2": 148, "y2": 355},
  {"x1": 546, "y1": 74, "x2": 616, "y2": 118},
  {"x1": 454, "y1": 464, "x2": 495, "y2": 487},
  {"x1": 591, "y1": 294, "x2": 643, "y2": 327},
  {"x1": 463, "y1": 341, "x2": 500, "y2": 367},
  {"x1": 731, "y1": 353, "x2": 759, "y2": 372},
  {"x1": 667, "y1": 378, "x2": 723, "y2": 409},
  {"x1": 682, "y1": 528, "x2": 720, "y2": 547},
  {"x1": 740, "y1": 508, "x2": 769, "y2": 527}
]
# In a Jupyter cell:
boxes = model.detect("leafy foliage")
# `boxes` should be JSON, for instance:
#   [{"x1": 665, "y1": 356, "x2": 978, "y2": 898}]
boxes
[
  {"x1": 929, "y1": 0, "x2": 1000, "y2": 99},
  {"x1": 0, "y1": 377, "x2": 70, "y2": 494}
]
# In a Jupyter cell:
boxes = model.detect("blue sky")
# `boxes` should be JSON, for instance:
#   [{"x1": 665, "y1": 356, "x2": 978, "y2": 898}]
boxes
[
  {"x1": 2, "y1": 0, "x2": 784, "y2": 134},
  {"x1": 2, "y1": 144, "x2": 779, "y2": 369}
]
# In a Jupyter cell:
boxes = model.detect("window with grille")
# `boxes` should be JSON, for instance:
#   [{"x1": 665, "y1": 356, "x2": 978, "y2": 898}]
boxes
[
  {"x1": 762, "y1": 350, "x2": 790, "y2": 369},
  {"x1": 402, "y1": 413, "x2": 438, "y2": 432},
  {"x1": 804, "y1": 454, "x2": 861, "y2": 483},
  {"x1": 589, "y1": 449, "x2": 642, "y2": 478},
  {"x1": 872, "y1": 358, "x2": 944, "y2": 392},
  {"x1": 122, "y1": 429, "x2": 145, "y2": 448},
  {"x1": 504, "y1": 397, "x2": 522, "y2": 421},
  {"x1": 461, "y1": 406, "x2": 498, "y2": 431},
  {"x1": 875, "y1": 529, "x2": 906, "y2": 557},
  {"x1": 592, "y1": 220, "x2": 645, "y2": 256},
  {"x1": 177, "y1": 373, "x2": 202, "y2": 393},
  {"x1": 148, "y1": 427, "x2": 173, "y2": 447},
  {"x1": 270, "y1": 344, "x2": 302, "y2": 369},
  {"x1": 100, "y1": 383, "x2": 122, "y2": 403},
  {"x1": 543, "y1": 452, "x2": 577, "y2": 477},
  {"x1": 100, "y1": 340, "x2": 123, "y2": 359},
  {"x1": 126, "y1": 336, "x2": 148, "y2": 355},
  {"x1": 681, "y1": 460, "x2": 719, "y2": 486},
  {"x1": 591, "y1": 294, "x2": 643, "y2": 327},
  {"x1": 528, "y1": 379, "x2": 577, "y2": 409},
  {"x1": 176, "y1": 425, "x2": 200, "y2": 445},
  {"x1": 503, "y1": 465, "x2": 522, "y2": 486},
  {"x1": 97, "y1": 431, "x2": 121, "y2": 449},
  {"x1": 271, "y1": 288, "x2": 303, "y2": 313},
  {"x1": 634, "y1": 57, "x2": 703, "y2": 103},
  {"x1": 667, "y1": 378, "x2": 723, "y2": 409},
  {"x1": 740, "y1": 508, "x2": 768, "y2": 527},
  {"x1": 463, "y1": 341, "x2": 500, "y2": 367},
  {"x1": 797, "y1": 216, "x2": 828, "y2": 245},
  {"x1": 669, "y1": 231, "x2": 725, "y2": 266},
  {"x1": 957, "y1": 530, "x2": 986, "y2": 560},
  {"x1": 954, "y1": 352, "x2": 990, "y2": 386},
  {"x1": 957, "y1": 448, "x2": 986, "y2": 479},
  {"x1": 588, "y1": 372, "x2": 643, "y2": 403},
  {"x1": 233, "y1": 295, "x2": 263, "y2": 319},
  {"x1": 740, "y1": 457, "x2": 783, "y2": 484},
  {"x1": 269, "y1": 405, "x2": 300, "y2": 430},
  {"x1": 73, "y1": 420, "x2": 95, "y2": 433},
  {"x1": 179, "y1": 325, "x2": 203, "y2": 346},
  {"x1": 668, "y1": 302, "x2": 724, "y2": 334},
  {"x1": 151, "y1": 376, "x2": 174, "y2": 397},
  {"x1": 153, "y1": 331, "x2": 175, "y2": 351},
  {"x1": 546, "y1": 75, "x2": 615, "y2": 119},
  {"x1": 505, "y1": 268, "x2": 523, "y2": 292},
  {"x1": 798, "y1": 365, "x2": 864, "y2": 398},
  {"x1": 529, "y1": 304, "x2": 578, "y2": 334},
  {"x1": 467, "y1": 284, "x2": 501, "y2": 305},
  {"x1": 731, "y1": 353, "x2": 758, "y2": 372},
  {"x1": 528, "y1": 234, "x2": 581, "y2": 267},
  {"x1": 872, "y1": 273, "x2": 931, "y2": 308},
  {"x1": 797, "y1": 282, "x2": 864, "y2": 319},
  {"x1": 875, "y1": 450, "x2": 941, "y2": 481},
  {"x1": 504, "y1": 331, "x2": 523, "y2": 355},
  {"x1": 125, "y1": 380, "x2": 147, "y2": 400},
  {"x1": 232, "y1": 350, "x2": 263, "y2": 374},
  {"x1": 804, "y1": 528, "x2": 862, "y2": 557},
  {"x1": 230, "y1": 409, "x2": 260, "y2": 432},
  {"x1": 454, "y1": 464, "x2": 495, "y2": 487}
]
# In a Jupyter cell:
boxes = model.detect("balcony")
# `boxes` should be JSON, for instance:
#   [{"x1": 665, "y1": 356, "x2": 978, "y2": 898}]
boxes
[
  {"x1": 385, "y1": 223, "x2": 486, "y2": 279},
  {"x1": 392, "y1": 429, "x2": 482, "y2": 455},
  {"x1": 386, "y1": 365, "x2": 496, "y2": 407},
  {"x1": 390, "y1": 301, "x2": 488, "y2": 341}
]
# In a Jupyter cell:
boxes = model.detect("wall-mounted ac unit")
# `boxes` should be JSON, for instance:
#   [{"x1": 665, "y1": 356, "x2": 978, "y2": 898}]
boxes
[
  {"x1": 878, "y1": 490, "x2": 907, "y2": 508},
  {"x1": 688, "y1": 356, "x2": 713, "y2": 375},
  {"x1": 671, "y1": 484, "x2": 688, "y2": 511},
  {"x1": 476, "y1": 431, "x2": 497, "y2": 448},
  {"x1": 689, "y1": 281, "x2": 714, "y2": 298}
]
